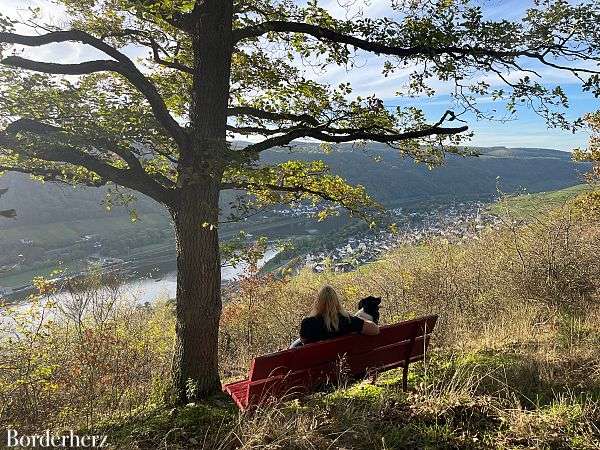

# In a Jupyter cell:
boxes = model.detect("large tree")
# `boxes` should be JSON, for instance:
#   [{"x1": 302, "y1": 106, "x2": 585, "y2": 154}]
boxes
[{"x1": 1, "y1": 0, "x2": 599, "y2": 401}]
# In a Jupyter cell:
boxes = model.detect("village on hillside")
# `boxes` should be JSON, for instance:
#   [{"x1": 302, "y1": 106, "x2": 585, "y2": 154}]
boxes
[{"x1": 298, "y1": 201, "x2": 503, "y2": 273}]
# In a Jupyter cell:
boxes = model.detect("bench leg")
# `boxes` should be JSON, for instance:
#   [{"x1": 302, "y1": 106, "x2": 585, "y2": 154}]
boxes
[
  {"x1": 369, "y1": 369, "x2": 379, "y2": 385},
  {"x1": 402, "y1": 336, "x2": 415, "y2": 392}
]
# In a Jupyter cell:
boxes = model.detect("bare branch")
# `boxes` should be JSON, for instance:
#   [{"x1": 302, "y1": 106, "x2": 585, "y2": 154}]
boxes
[
  {"x1": 105, "y1": 29, "x2": 193, "y2": 73},
  {"x1": 221, "y1": 181, "x2": 373, "y2": 218},
  {"x1": 148, "y1": 41, "x2": 194, "y2": 73},
  {"x1": 1, "y1": 119, "x2": 175, "y2": 204},
  {"x1": 0, "y1": 164, "x2": 104, "y2": 186},
  {"x1": 227, "y1": 106, "x2": 320, "y2": 126},
  {"x1": 227, "y1": 124, "x2": 292, "y2": 136},
  {"x1": 239, "y1": 122, "x2": 468, "y2": 155},
  {"x1": 2, "y1": 55, "x2": 121, "y2": 75},
  {"x1": 233, "y1": 21, "x2": 600, "y2": 75},
  {"x1": 7, "y1": 118, "x2": 177, "y2": 190}
]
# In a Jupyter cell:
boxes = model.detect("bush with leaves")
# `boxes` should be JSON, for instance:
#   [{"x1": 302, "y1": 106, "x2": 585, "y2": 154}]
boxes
[{"x1": 573, "y1": 112, "x2": 600, "y2": 219}]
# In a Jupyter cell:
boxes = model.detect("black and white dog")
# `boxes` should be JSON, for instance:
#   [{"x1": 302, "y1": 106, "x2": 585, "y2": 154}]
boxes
[{"x1": 355, "y1": 296, "x2": 382, "y2": 324}]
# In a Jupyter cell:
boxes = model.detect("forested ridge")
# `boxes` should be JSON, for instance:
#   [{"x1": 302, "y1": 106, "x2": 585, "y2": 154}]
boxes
[{"x1": 0, "y1": 145, "x2": 584, "y2": 230}]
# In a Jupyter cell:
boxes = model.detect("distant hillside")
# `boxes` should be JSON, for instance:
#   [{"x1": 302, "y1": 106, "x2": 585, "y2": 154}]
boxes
[
  {"x1": 488, "y1": 184, "x2": 591, "y2": 218},
  {"x1": 0, "y1": 145, "x2": 586, "y2": 232},
  {"x1": 261, "y1": 144, "x2": 585, "y2": 207},
  {"x1": 0, "y1": 144, "x2": 589, "y2": 289},
  {"x1": 0, "y1": 173, "x2": 163, "y2": 229}
]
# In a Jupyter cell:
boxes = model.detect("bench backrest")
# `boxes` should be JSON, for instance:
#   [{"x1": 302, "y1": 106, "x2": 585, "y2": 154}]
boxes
[{"x1": 246, "y1": 315, "x2": 437, "y2": 405}]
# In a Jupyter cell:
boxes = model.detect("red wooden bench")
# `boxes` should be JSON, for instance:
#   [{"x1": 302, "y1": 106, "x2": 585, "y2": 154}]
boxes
[{"x1": 223, "y1": 315, "x2": 438, "y2": 411}]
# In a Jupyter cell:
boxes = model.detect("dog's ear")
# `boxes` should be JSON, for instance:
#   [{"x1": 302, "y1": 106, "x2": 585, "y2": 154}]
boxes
[
  {"x1": 357, "y1": 298, "x2": 365, "y2": 309},
  {"x1": 375, "y1": 297, "x2": 382, "y2": 305}
]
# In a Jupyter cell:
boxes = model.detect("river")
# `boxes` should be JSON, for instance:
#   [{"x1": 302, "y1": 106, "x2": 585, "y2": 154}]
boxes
[
  {"x1": 114, "y1": 247, "x2": 279, "y2": 304},
  {"x1": 1, "y1": 248, "x2": 280, "y2": 308}
]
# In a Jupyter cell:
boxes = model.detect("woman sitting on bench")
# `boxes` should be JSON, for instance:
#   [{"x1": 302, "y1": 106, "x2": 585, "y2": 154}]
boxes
[{"x1": 289, "y1": 285, "x2": 379, "y2": 348}]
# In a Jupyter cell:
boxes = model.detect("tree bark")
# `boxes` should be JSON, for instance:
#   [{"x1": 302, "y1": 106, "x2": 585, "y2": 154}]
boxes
[
  {"x1": 170, "y1": 180, "x2": 222, "y2": 402},
  {"x1": 170, "y1": 0, "x2": 234, "y2": 403}
]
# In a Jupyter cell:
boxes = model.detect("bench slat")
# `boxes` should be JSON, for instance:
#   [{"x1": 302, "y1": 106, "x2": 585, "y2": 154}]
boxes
[
  {"x1": 249, "y1": 315, "x2": 437, "y2": 380},
  {"x1": 246, "y1": 334, "x2": 432, "y2": 407},
  {"x1": 349, "y1": 335, "x2": 431, "y2": 373},
  {"x1": 223, "y1": 379, "x2": 250, "y2": 410}
]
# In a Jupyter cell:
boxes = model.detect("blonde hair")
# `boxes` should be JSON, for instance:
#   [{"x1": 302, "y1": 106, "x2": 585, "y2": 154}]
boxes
[{"x1": 310, "y1": 285, "x2": 349, "y2": 332}]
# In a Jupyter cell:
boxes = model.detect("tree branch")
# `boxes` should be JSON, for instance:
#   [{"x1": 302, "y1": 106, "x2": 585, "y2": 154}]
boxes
[
  {"x1": 148, "y1": 40, "x2": 194, "y2": 74},
  {"x1": 227, "y1": 106, "x2": 319, "y2": 125},
  {"x1": 221, "y1": 181, "x2": 373, "y2": 217},
  {"x1": 227, "y1": 124, "x2": 292, "y2": 136},
  {"x1": 2, "y1": 56, "x2": 122, "y2": 76},
  {"x1": 107, "y1": 29, "x2": 194, "y2": 73},
  {"x1": 0, "y1": 30, "x2": 189, "y2": 150},
  {"x1": 239, "y1": 123, "x2": 468, "y2": 154},
  {"x1": 119, "y1": 29, "x2": 193, "y2": 74},
  {"x1": 0, "y1": 164, "x2": 104, "y2": 186},
  {"x1": 1, "y1": 120, "x2": 175, "y2": 204},
  {"x1": 7, "y1": 118, "x2": 139, "y2": 174},
  {"x1": 234, "y1": 21, "x2": 421, "y2": 55},
  {"x1": 233, "y1": 21, "x2": 600, "y2": 74},
  {"x1": 222, "y1": 181, "x2": 332, "y2": 199},
  {"x1": 7, "y1": 118, "x2": 176, "y2": 190}
]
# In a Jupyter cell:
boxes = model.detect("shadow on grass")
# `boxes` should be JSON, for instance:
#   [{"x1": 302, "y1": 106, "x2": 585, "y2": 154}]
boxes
[
  {"x1": 98, "y1": 347, "x2": 600, "y2": 449},
  {"x1": 95, "y1": 393, "x2": 236, "y2": 449}
]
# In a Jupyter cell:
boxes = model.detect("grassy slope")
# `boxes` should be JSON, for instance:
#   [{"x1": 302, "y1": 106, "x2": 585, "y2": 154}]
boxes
[
  {"x1": 488, "y1": 184, "x2": 590, "y2": 219},
  {"x1": 103, "y1": 344, "x2": 600, "y2": 449},
  {"x1": 3, "y1": 182, "x2": 598, "y2": 449},
  {"x1": 104, "y1": 188, "x2": 599, "y2": 449}
]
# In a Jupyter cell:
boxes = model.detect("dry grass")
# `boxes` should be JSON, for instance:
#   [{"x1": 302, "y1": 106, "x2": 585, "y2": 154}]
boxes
[
  {"x1": 0, "y1": 272, "x2": 175, "y2": 432},
  {"x1": 1, "y1": 205, "x2": 600, "y2": 448},
  {"x1": 220, "y1": 207, "x2": 600, "y2": 371}
]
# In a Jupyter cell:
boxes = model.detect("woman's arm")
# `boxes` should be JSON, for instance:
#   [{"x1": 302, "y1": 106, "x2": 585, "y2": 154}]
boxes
[{"x1": 361, "y1": 319, "x2": 380, "y2": 336}]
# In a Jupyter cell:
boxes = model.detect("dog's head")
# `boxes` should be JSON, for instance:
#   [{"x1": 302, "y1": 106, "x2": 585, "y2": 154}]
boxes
[{"x1": 357, "y1": 296, "x2": 382, "y2": 323}]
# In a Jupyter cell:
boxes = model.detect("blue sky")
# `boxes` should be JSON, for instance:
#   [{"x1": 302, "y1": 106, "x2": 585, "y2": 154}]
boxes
[
  {"x1": 0, "y1": 0, "x2": 598, "y2": 151},
  {"x1": 313, "y1": 0, "x2": 599, "y2": 151}
]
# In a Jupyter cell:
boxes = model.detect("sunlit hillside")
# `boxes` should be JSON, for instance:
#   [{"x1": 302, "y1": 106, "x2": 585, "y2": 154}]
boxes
[{"x1": 2, "y1": 190, "x2": 599, "y2": 448}]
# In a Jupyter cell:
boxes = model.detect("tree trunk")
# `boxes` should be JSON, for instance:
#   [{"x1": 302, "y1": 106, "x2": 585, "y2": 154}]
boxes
[
  {"x1": 169, "y1": 0, "x2": 233, "y2": 403},
  {"x1": 170, "y1": 181, "x2": 222, "y2": 403}
]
